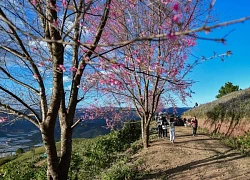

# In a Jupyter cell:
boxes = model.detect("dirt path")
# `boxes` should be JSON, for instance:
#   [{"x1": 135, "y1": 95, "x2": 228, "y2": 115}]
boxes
[{"x1": 133, "y1": 126, "x2": 250, "y2": 180}]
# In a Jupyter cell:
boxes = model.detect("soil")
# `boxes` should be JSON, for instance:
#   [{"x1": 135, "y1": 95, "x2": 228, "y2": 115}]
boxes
[{"x1": 133, "y1": 126, "x2": 250, "y2": 180}]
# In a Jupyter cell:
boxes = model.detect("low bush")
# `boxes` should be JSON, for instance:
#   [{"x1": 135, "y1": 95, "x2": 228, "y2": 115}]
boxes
[{"x1": 101, "y1": 159, "x2": 137, "y2": 180}]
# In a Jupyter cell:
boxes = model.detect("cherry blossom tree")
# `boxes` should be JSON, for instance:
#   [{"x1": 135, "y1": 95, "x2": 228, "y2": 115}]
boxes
[
  {"x1": 80, "y1": 0, "x2": 250, "y2": 148},
  {"x1": 0, "y1": 0, "x2": 250, "y2": 179},
  {"x1": 0, "y1": 0, "x2": 113, "y2": 179},
  {"x1": 85, "y1": 0, "x2": 199, "y2": 148}
]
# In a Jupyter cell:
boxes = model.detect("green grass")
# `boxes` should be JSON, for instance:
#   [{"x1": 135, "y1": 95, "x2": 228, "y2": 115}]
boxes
[{"x1": 0, "y1": 156, "x2": 16, "y2": 167}]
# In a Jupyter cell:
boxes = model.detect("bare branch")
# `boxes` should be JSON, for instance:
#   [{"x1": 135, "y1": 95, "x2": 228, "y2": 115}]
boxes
[
  {"x1": 0, "y1": 86, "x2": 41, "y2": 123},
  {"x1": 0, "y1": 67, "x2": 39, "y2": 94},
  {"x1": 0, "y1": 101, "x2": 39, "y2": 128}
]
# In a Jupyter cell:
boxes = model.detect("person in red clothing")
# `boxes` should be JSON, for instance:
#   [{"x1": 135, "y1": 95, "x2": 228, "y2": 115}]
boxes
[{"x1": 191, "y1": 116, "x2": 198, "y2": 136}]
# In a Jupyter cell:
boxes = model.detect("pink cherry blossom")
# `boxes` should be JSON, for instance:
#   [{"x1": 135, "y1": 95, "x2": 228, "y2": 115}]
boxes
[
  {"x1": 167, "y1": 33, "x2": 176, "y2": 40},
  {"x1": 33, "y1": 74, "x2": 38, "y2": 79},
  {"x1": 83, "y1": 86, "x2": 88, "y2": 91},
  {"x1": 57, "y1": 64, "x2": 66, "y2": 72},
  {"x1": 84, "y1": 57, "x2": 90, "y2": 62},
  {"x1": 38, "y1": 62, "x2": 45, "y2": 67},
  {"x1": 172, "y1": 13, "x2": 182, "y2": 23},
  {"x1": 70, "y1": 67, "x2": 78, "y2": 72},
  {"x1": 0, "y1": 117, "x2": 7, "y2": 123},
  {"x1": 31, "y1": 0, "x2": 38, "y2": 5},
  {"x1": 173, "y1": 3, "x2": 179, "y2": 11},
  {"x1": 187, "y1": 39, "x2": 196, "y2": 46},
  {"x1": 161, "y1": 0, "x2": 171, "y2": 4},
  {"x1": 62, "y1": 0, "x2": 67, "y2": 8},
  {"x1": 52, "y1": 19, "x2": 60, "y2": 28}
]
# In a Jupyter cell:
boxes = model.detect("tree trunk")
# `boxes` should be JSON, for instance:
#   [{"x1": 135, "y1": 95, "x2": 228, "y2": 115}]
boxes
[
  {"x1": 40, "y1": 125, "x2": 59, "y2": 180},
  {"x1": 41, "y1": 124, "x2": 73, "y2": 180},
  {"x1": 58, "y1": 125, "x2": 73, "y2": 180},
  {"x1": 141, "y1": 119, "x2": 150, "y2": 148}
]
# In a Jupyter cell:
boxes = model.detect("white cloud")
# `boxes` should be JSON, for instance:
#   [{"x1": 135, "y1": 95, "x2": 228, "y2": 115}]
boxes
[{"x1": 63, "y1": 76, "x2": 72, "y2": 82}]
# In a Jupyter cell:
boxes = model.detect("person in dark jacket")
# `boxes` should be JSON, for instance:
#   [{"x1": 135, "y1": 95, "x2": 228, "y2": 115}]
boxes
[
  {"x1": 161, "y1": 115, "x2": 169, "y2": 138},
  {"x1": 157, "y1": 113, "x2": 163, "y2": 138},
  {"x1": 191, "y1": 116, "x2": 198, "y2": 136}
]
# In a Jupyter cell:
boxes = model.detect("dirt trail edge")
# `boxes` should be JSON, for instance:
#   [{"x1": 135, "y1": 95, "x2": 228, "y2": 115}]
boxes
[{"x1": 133, "y1": 126, "x2": 250, "y2": 180}]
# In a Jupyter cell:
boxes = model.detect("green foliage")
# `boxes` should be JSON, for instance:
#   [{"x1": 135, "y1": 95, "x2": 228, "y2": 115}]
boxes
[
  {"x1": 68, "y1": 120, "x2": 141, "y2": 179},
  {"x1": 216, "y1": 82, "x2": 240, "y2": 99},
  {"x1": 15, "y1": 148, "x2": 24, "y2": 155},
  {"x1": 236, "y1": 131, "x2": 250, "y2": 155},
  {"x1": 101, "y1": 159, "x2": 136, "y2": 180},
  {"x1": 0, "y1": 160, "x2": 46, "y2": 180},
  {"x1": 0, "y1": 156, "x2": 16, "y2": 166},
  {"x1": 0, "y1": 121, "x2": 141, "y2": 180}
]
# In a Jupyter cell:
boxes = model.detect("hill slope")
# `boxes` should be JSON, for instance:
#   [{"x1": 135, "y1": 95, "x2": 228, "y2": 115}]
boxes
[
  {"x1": 183, "y1": 87, "x2": 250, "y2": 118},
  {"x1": 183, "y1": 87, "x2": 250, "y2": 136}
]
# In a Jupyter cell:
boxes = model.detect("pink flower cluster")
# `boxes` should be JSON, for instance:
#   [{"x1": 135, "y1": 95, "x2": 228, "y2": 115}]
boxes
[
  {"x1": 57, "y1": 64, "x2": 66, "y2": 72},
  {"x1": 161, "y1": 0, "x2": 171, "y2": 4},
  {"x1": 0, "y1": 117, "x2": 7, "y2": 123},
  {"x1": 69, "y1": 67, "x2": 78, "y2": 72},
  {"x1": 33, "y1": 74, "x2": 38, "y2": 79}
]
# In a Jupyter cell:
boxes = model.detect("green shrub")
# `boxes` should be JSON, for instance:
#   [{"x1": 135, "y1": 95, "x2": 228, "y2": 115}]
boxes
[
  {"x1": 101, "y1": 160, "x2": 136, "y2": 180},
  {"x1": 16, "y1": 148, "x2": 24, "y2": 155}
]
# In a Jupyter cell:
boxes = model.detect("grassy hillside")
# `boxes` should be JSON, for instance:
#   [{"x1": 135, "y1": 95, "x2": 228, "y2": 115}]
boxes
[
  {"x1": 183, "y1": 87, "x2": 250, "y2": 120},
  {"x1": 0, "y1": 121, "x2": 142, "y2": 180}
]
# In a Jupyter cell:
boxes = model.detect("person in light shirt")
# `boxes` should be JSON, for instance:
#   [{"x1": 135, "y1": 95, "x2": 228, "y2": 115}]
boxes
[{"x1": 169, "y1": 118, "x2": 175, "y2": 143}]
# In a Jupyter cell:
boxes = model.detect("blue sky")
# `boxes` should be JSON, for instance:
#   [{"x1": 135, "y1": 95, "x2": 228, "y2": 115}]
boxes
[{"x1": 181, "y1": 0, "x2": 250, "y2": 107}]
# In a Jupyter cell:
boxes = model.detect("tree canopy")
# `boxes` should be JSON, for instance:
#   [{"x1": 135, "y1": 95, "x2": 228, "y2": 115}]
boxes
[{"x1": 216, "y1": 82, "x2": 240, "y2": 98}]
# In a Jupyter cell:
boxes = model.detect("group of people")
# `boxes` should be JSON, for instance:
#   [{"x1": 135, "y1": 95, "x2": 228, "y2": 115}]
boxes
[
  {"x1": 155, "y1": 113, "x2": 198, "y2": 143},
  {"x1": 155, "y1": 112, "x2": 176, "y2": 143}
]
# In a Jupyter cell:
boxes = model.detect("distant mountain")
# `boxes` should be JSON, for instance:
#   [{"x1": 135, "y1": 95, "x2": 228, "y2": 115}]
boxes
[
  {"x1": 167, "y1": 107, "x2": 192, "y2": 116},
  {"x1": 0, "y1": 107, "x2": 139, "y2": 139},
  {"x1": 0, "y1": 107, "x2": 191, "y2": 139}
]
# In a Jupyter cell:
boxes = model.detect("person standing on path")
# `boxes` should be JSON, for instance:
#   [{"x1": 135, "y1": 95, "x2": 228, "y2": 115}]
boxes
[
  {"x1": 161, "y1": 114, "x2": 168, "y2": 138},
  {"x1": 191, "y1": 116, "x2": 198, "y2": 136},
  {"x1": 157, "y1": 112, "x2": 163, "y2": 138},
  {"x1": 169, "y1": 118, "x2": 175, "y2": 143}
]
